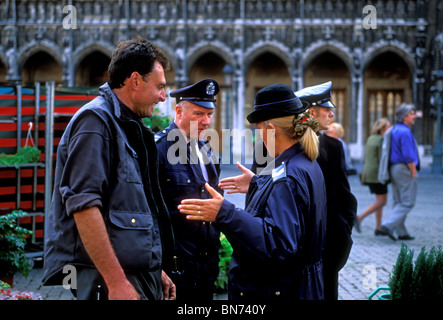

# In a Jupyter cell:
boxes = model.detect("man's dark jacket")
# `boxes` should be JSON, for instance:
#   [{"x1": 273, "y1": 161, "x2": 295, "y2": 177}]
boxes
[
  {"x1": 43, "y1": 83, "x2": 174, "y2": 286},
  {"x1": 316, "y1": 132, "x2": 357, "y2": 299}
]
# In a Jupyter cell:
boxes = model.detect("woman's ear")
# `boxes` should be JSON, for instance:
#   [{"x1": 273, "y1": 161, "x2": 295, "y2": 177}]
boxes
[{"x1": 266, "y1": 122, "x2": 277, "y2": 140}]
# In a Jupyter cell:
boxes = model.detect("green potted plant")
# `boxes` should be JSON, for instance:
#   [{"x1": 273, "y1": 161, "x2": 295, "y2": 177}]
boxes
[
  {"x1": 0, "y1": 210, "x2": 33, "y2": 286},
  {"x1": 215, "y1": 233, "x2": 233, "y2": 293},
  {"x1": 142, "y1": 107, "x2": 173, "y2": 133},
  {"x1": 370, "y1": 244, "x2": 443, "y2": 300}
]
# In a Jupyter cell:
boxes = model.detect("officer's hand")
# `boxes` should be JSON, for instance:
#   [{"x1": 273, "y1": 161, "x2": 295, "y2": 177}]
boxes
[
  {"x1": 179, "y1": 183, "x2": 224, "y2": 222},
  {"x1": 218, "y1": 161, "x2": 254, "y2": 194},
  {"x1": 161, "y1": 270, "x2": 176, "y2": 300}
]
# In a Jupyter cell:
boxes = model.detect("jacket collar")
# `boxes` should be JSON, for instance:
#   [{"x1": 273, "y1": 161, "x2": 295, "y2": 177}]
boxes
[
  {"x1": 99, "y1": 82, "x2": 123, "y2": 120},
  {"x1": 259, "y1": 142, "x2": 303, "y2": 176}
]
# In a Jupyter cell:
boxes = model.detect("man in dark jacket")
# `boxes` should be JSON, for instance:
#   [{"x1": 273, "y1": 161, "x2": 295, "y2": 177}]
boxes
[
  {"x1": 295, "y1": 82, "x2": 357, "y2": 300},
  {"x1": 155, "y1": 79, "x2": 222, "y2": 300},
  {"x1": 43, "y1": 38, "x2": 176, "y2": 300}
]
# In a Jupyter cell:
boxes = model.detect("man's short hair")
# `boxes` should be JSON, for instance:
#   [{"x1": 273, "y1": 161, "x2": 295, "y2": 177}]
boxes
[
  {"x1": 108, "y1": 37, "x2": 169, "y2": 89},
  {"x1": 395, "y1": 103, "x2": 415, "y2": 123}
]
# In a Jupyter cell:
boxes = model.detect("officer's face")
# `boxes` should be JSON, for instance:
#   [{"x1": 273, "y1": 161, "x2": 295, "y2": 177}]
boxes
[
  {"x1": 176, "y1": 102, "x2": 214, "y2": 138},
  {"x1": 309, "y1": 106, "x2": 334, "y2": 131},
  {"x1": 131, "y1": 61, "x2": 167, "y2": 118}
]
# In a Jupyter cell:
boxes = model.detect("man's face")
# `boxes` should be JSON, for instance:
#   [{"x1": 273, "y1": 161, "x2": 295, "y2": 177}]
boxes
[
  {"x1": 404, "y1": 110, "x2": 417, "y2": 127},
  {"x1": 132, "y1": 61, "x2": 166, "y2": 118},
  {"x1": 309, "y1": 106, "x2": 335, "y2": 131},
  {"x1": 176, "y1": 101, "x2": 214, "y2": 138}
]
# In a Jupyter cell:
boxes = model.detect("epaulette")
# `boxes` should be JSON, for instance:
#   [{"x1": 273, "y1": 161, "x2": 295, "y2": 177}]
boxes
[
  {"x1": 154, "y1": 128, "x2": 168, "y2": 143},
  {"x1": 272, "y1": 162, "x2": 287, "y2": 182}
]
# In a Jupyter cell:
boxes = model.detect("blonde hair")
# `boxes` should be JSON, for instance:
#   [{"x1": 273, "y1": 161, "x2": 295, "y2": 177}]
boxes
[
  {"x1": 329, "y1": 122, "x2": 344, "y2": 138},
  {"x1": 265, "y1": 110, "x2": 319, "y2": 161},
  {"x1": 372, "y1": 117, "x2": 389, "y2": 134}
]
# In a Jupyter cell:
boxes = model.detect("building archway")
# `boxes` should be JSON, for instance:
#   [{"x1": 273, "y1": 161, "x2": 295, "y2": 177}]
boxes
[
  {"x1": 0, "y1": 59, "x2": 6, "y2": 85},
  {"x1": 304, "y1": 50, "x2": 351, "y2": 141},
  {"x1": 363, "y1": 50, "x2": 412, "y2": 139},
  {"x1": 75, "y1": 51, "x2": 110, "y2": 87},
  {"x1": 245, "y1": 51, "x2": 291, "y2": 125},
  {"x1": 188, "y1": 51, "x2": 226, "y2": 147},
  {"x1": 21, "y1": 51, "x2": 62, "y2": 86}
]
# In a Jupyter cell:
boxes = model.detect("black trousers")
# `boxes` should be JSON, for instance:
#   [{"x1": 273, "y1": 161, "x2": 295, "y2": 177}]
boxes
[
  {"x1": 323, "y1": 267, "x2": 339, "y2": 300},
  {"x1": 72, "y1": 267, "x2": 163, "y2": 300}
]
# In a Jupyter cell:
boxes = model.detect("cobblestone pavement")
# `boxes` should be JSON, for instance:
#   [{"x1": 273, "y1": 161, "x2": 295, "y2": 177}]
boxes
[{"x1": 9, "y1": 163, "x2": 443, "y2": 300}]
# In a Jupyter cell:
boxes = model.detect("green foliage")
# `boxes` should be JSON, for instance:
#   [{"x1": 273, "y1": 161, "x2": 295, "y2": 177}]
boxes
[
  {"x1": 389, "y1": 243, "x2": 414, "y2": 300},
  {"x1": 389, "y1": 244, "x2": 443, "y2": 300},
  {"x1": 215, "y1": 233, "x2": 233, "y2": 291},
  {"x1": 0, "y1": 146, "x2": 41, "y2": 167},
  {"x1": 0, "y1": 211, "x2": 33, "y2": 277},
  {"x1": 142, "y1": 107, "x2": 173, "y2": 133}
]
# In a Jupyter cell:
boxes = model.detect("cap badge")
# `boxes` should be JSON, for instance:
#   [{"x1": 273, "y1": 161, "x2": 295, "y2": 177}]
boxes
[{"x1": 206, "y1": 82, "x2": 215, "y2": 95}]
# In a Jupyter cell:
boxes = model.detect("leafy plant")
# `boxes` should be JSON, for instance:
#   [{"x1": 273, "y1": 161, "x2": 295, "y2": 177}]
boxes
[
  {"x1": 0, "y1": 146, "x2": 41, "y2": 167},
  {"x1": 0, "y1": 211, "x2": 33, "y2": 277},
  {"x1": 215, "y1": 233, "x2": 233, "y2": 291},
  {"x1": 142, "y1": 107, "x2": 173, "y2": 132}
]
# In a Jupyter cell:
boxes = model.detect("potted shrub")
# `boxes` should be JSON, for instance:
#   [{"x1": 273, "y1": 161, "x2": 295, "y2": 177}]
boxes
[
  {"x1": 0, "y1": 210, "x2": 33, "y2": 286},
  {"x1": 373, "y1": 244, "x2": 443, "y2": 300}
]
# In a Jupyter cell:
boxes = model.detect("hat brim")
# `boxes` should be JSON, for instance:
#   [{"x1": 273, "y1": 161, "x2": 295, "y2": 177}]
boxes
[
  {"x1": 183, "y1": 99, "x2": 216, "y2": 109},
  {"x1": 316, "y1": 100, "x2": 336, "y2": 108},
  {"x1": 246, "y1": 100, "x2": 310, "y2": 123}
]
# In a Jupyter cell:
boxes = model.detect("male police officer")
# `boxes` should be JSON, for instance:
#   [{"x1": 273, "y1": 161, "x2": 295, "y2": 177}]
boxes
[
  {"x1": 155, "y1": 79, "x2": 222, "y2": 300},
  {"x1": 295, "y1": 82, "x2": 357, "y2": 300}
]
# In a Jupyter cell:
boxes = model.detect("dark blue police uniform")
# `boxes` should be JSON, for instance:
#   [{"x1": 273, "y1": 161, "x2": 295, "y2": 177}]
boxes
[
  {"x1": 155, "y1": 79, "x2": 222, "y2": 300},
  {"x1": 295, "y1": 82, "x2": 357, "y2": 300},
  {"x1": 217, "y1": 144, "x2": 327, "y2": 300},
  {"x1": 214, "y1": 84, "x2": 327, "y2": 300}
]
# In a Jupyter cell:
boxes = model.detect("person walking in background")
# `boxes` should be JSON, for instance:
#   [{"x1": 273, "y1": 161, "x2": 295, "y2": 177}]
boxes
[
  {"x1": 295, "y1": 81, "x2": 357, "y2": 301},
  {"x1": 354, "y1": 118, "x2": 391, "y2": 235},
  {"x1": 379, "y1": 104, "x2": 419, "y2": 241}
]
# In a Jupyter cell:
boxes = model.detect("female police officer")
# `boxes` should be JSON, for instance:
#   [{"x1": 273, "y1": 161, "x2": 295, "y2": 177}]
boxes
[{"x1": 178, "y1": 84, "x2": 327, "y2": 300}]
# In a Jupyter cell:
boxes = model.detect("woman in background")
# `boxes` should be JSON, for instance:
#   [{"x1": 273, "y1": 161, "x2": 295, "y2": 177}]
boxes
[{"x1": 355, "y1": 118, "x2": 391, "y2": 235}]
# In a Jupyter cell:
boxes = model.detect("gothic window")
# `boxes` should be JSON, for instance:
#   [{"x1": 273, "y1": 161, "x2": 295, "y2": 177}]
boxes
[{"x1": 367, "y1": 89, "x2": 404, "y2": 137}]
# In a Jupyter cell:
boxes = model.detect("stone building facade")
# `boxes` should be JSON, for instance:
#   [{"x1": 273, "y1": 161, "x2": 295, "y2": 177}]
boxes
[{"x1": 1, "y1": 0, "x2": 442, "y2": 161}]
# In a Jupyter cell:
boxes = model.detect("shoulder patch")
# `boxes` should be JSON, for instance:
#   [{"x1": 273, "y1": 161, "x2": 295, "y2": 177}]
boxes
[{"x1": 272, "y1": 162, "x2": 287, "y2": 182}]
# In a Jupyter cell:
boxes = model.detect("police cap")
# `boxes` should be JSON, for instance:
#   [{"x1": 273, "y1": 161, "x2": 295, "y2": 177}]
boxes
[
  {"x1": 170, "y1": 79, "x2": 219, "y2": 109},
  {"x1": 294, "y1": 81, "x2": 336, "y2": 108},
  {"x1": 246, "y1": 84, "x2": 309, "y2": 124}
]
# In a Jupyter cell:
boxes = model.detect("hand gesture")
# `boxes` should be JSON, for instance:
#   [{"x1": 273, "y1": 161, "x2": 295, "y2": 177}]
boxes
[
  {"x1": 178, "y1": 183, "x2": 224, "y2": 222},
  {"x1": 218, "y1": 161, "x2": 254, "y2": 194}
]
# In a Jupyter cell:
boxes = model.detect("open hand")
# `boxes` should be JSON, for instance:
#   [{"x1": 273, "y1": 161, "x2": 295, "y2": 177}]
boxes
[
  {"x1": 218, "y1": 162, "x2": 254, "y2": 194},
  {"x1": 178, "y1": 183, "x2": 224, "y2": 222}
]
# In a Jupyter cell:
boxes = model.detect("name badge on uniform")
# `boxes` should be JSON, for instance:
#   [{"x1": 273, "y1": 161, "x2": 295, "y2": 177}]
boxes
[{"x1": 272, "y1": 163, "x2": 286, "y2": 182}]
